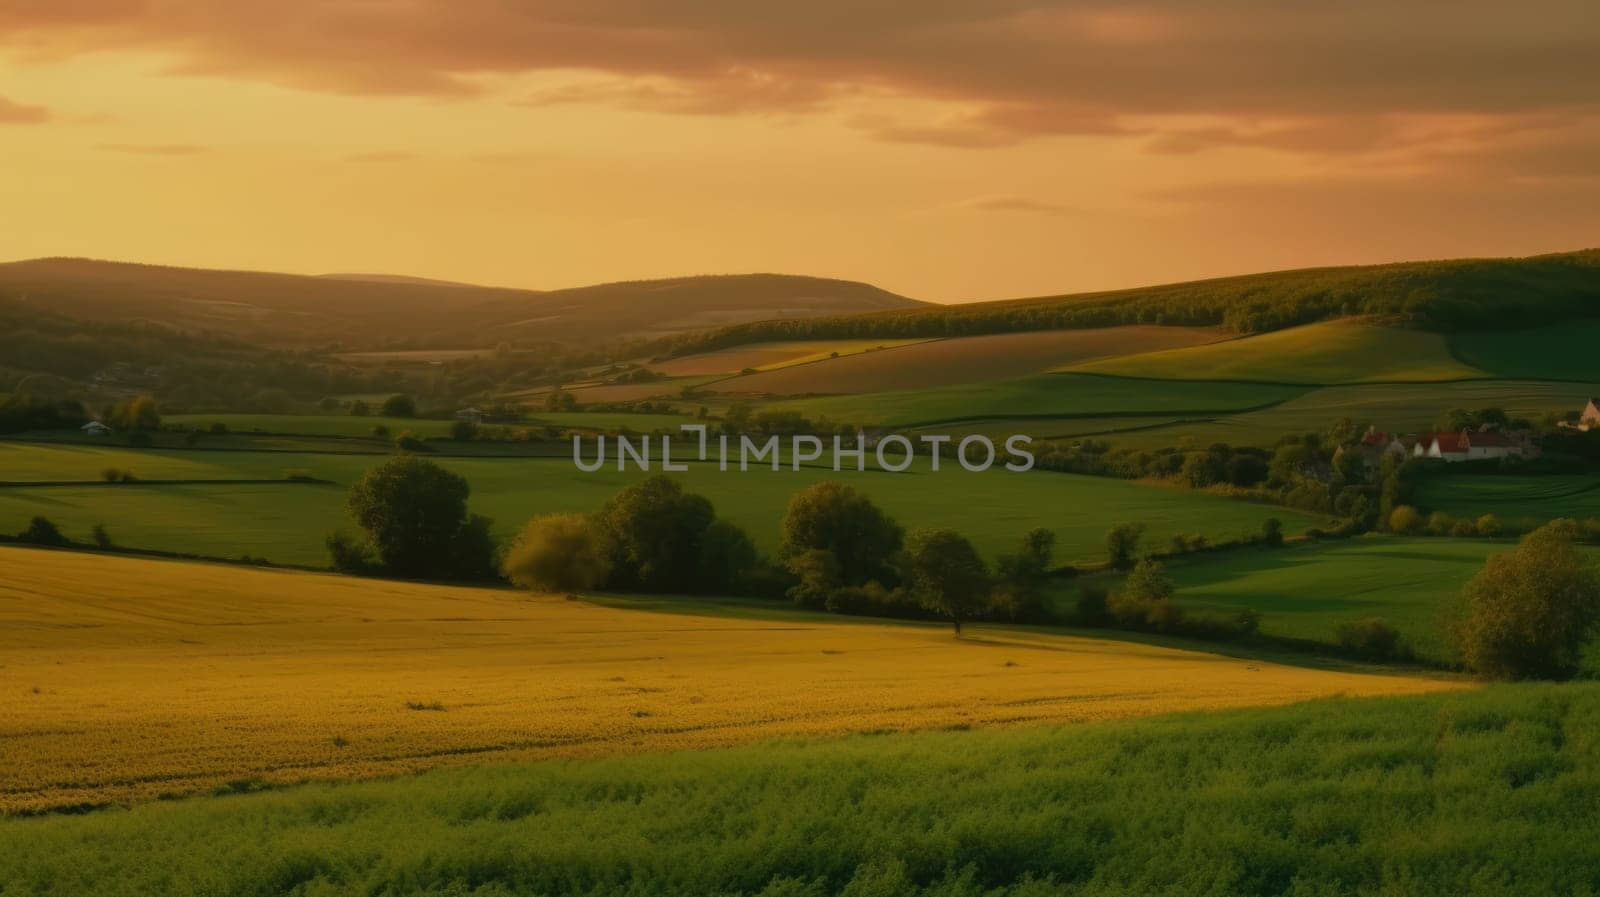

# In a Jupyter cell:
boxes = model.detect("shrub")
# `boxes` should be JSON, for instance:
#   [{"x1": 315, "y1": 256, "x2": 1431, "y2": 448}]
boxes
[
  {"x1": 1108, "y1": 558, "x2": 1179, "y2": 630},
  {"x1": 991, "y1": 528, "x2": 1055, "y2": 622},
  {"x1": 1388, "y1": 505, "x2": 1424, "y2": 534},
  {"x1": 696, "y1": 519, "x2": 760, "y2": 594},
  {"x1": 325, "y1": 532, "x2": 377, "y2": 575},
  {"x1": 1427, "y1": 511, "x2": 1456, "y2": 536},
  {"x1": 1260, "y1": 517, "x2": 1284, "y2": 547},
  {"x1": 1105, "y1": 522, "x2": 1146, "y2": 570},
  {"x1": 348, "y1": 400, "x2": 371, "y2": 417},
  {"x1": 18, "y1": 516, "x2": 69, "y2": 547},
  {"x1": 91, "y1": 524, "x2": 114, "y2": 550},
  {"x1": 380, "y1": 394, "x2": 417, "y2": 418},
  {"x1": 449, "y1": 420, "x2": 478, "y2": 441},
  {"x1": 1475, "y1": 513, "x2": 1502, "y2": 538},
  {"x1": 1451, "y1": 519, "x2": 1600, "y2": 679},
  {"x1": 1336, "y1": 618, "x2": 1408, "y2": 661},
  {"x1": 502, "y1": 513, "x2": 611, "y2": 592},
  {"x1": 393, "y1": 431, "x2": 428, "y2": 453}
]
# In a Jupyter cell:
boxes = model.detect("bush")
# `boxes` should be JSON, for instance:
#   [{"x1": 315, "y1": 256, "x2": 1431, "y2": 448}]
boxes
[
  {"x1": 1260, "y1": 517, "x2": 1284, "y2": 547},
  {"x1": 1105, "y1": 522, "x2": 1146, "y2": 570},
  {"x1": 1388, "y1": 505, "x2": 1424, "y2": 534},
  {"x1": 1451, "y1": 520, "x2": 1600, "y2": 679},
  {"x1": 502, "y1": 513, "x2": 611, "y2": 592},
  {"x1": 1108, "y1": 558, "x2": 1179, "y2": 630},
  {"x1": 1427, "y1": 511, "x2": 1456, "y2": 536},
  {"x1": 380, "y1": 394, "x2": 417, "y2": 418},
  {"x1": 18, "y1": 516, "x2": 69, "y2": 547},
  {"x1": 394, "y1": 431, "x2": 428, "y2": 453},
  {"x1": 100, "y1": 467, "x2": 136, "y2": 483},
  {"x1": 325, "y1": 532, "x2": 377, "y2": 574},
  {"x1": 991, "y1": 528, "x2": 1055, "y2": 622},
  {"x1": 1475, "y1": 513, "x2": 1502, "y2": 538},
  {"x1": 91, "y1": 524, "x2": 114, "y2": 549},
  {"x1": 1335, "y1": 618, "x2": 1408, "y2": 661},
  {"x1": 449, "y1": 420, "x2": 478, "y2": 441},
  {"x1": 696, "y1": 519, "x2": 760, "y2": 594}
]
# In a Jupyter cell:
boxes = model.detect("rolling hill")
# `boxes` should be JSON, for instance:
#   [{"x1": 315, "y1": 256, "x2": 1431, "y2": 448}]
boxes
[
  {"x1": 653, "y1": 249, "x2": 1600, "y2": 358},
  {"x1": 0, "y1": 258, "x2": 923, "y2": 349}
]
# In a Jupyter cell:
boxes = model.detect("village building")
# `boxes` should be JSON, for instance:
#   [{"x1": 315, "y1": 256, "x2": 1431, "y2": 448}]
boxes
[
  {"x1": 1561, "y1": 398, "x2": 1600, "y2": 432},
  {"x1": 80, "y1": 421, "x2": 111, "y2": 436},
  {"x1": 453, "y1": 407, "x2": 486, "y2": 425},
  {"x1": 1412, "y1": 427, "x2": 1531, "y2": 462}
]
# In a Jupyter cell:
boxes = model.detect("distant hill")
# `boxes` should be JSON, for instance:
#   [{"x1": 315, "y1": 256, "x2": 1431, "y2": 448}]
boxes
[
  {"x1": 654, "y1": 249, "x2": 1600, "y2": 357},
  {"x1": 0, "y1": 258, "x2": 923, "y2": 349}
]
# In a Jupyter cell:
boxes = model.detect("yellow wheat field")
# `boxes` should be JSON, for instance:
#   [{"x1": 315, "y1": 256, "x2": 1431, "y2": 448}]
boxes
[{"x1": 0, "y1": 547, "x2": 1462, "y2": 813}]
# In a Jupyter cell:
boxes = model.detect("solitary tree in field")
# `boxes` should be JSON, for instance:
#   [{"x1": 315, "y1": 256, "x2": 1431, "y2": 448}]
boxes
[
  {"x1": 904, "y1": 527, "x2": 990, "y2": 635},
  {"x1": 1452, "y1": 519, "x2": 1600, "y2": 679},
  {"x1": 594, "y1": 475, "x2": 717, "y2": 592},
  {"x1": 105, "y1": 395, "x2": 160, "y2": 431},
  {"x1": 345, "y1": 455, "x2": 493, "y2": 580}
]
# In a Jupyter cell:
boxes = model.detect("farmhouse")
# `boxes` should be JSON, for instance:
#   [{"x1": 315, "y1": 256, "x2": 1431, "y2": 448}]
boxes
[
  {"x1": 1357, "y1": 427, "x2": 1412, "y2": 465},
  {"x1": 454, "y1": 407, "x2": 486, "y2": 424},
  {"x1": 80, "y1": 421, "x2": 111, "y2": 436},
  {"x1": 1562, "y1": 398, "x2": 1600, "y2": 431},
  {"x1": 1413, "y1": 427, "x2": 1530, "y2": 462}
]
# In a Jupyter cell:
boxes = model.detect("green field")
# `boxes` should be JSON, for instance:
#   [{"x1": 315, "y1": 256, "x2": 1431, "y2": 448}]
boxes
[
  {"x1": 1103, "y1": 537, "x2": 1550, "y2": 660},
  {"x1": 1066, "y1": 320, "x2": 1485, "y2": 384},
  {"x1": 764, "y1": 374, "x2": 1305, "y2": 427},
  {"x1": 1416, "y1": 475, "x2": 1600, "y2": 524},
  {"x1": 17, "y1": 682, "x2": 1600, "y2": 897},
  {"x1": 0, "y1": 443, "x2": 1326, "y2": 567},
  {"x1": 1082, "y1": 379, "x2": 1600, "y2": 449},
  {"x1": 165, "y1": 411, "x2": 699, "y2": 436},
  {"x1": 1450, "y1": 319, "x2": 1600, "y2": 380}
]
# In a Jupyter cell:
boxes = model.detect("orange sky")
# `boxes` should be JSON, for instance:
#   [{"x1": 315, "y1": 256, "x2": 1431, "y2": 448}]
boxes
[{"x1": 2, "y1": 2, "x2": 1597, "y2": 302}]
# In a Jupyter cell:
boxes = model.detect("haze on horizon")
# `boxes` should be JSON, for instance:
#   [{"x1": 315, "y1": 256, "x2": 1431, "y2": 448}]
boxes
[{"x1": 2, "y1": 1, "x2": 1598, "y2": 303}]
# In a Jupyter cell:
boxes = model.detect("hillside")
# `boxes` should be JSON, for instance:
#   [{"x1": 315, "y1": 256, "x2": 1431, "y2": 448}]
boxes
[
  {"x1": 0, "y1": 258, "x2": 922, "y2": 349},
  {"x1": 654, "y1": 249, "x2": 1600, "y2": 357}
]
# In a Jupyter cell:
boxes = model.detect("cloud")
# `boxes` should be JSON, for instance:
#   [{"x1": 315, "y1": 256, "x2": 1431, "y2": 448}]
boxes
[
  {"x1": 2, "y1": 1, "x2": 1598, "y2": 156},
  {"x1": 0, "y1": 95, "x2": 49, "y2": 123},
  {"x1": 97, "y1": 143, "x2": 209, "y2": 155}
]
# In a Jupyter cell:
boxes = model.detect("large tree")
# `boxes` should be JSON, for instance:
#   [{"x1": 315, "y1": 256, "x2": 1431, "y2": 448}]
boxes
[
  {"x1": 1453, "y1": 519, "x2": 1600, "y2": 679},
  {"x1": 903, "y1": 527, "x2": 991, "y2": 635},
  {"x1": 594, "y1": 475, "x2": 717, "y2": 592},
  {"x1": 345, "y1": 455, "x2": 492, "y2": 580},
  {"x1": 779, "y1": 481, "x2": 903, "y2": 587}
]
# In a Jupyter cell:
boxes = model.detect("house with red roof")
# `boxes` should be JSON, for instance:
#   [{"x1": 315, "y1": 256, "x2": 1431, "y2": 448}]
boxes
[{"x1": 1413, "y1": 427, "x2": 1530, "y2": 462}]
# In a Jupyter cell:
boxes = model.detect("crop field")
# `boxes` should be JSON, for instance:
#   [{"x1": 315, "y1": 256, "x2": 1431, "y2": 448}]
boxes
[
  {"x1": 710, "y1": 327, "x2": 1226, "y2": 396},
  {"x1": 1087, "y1": 537, "x2": 1559, "y2": 660},
  {"x1": 1416, "y1": 475, "x2": 1600, "y2": 523},
  {"x1": 651, "y1": 339, "x2": 930, "y2": 376},
  {"x1": 1450, "y1": 319, "x2": 1600, "y2": 380},
  {"x1": 0, "y1": 547, "x2": 1453, "y2": 814},
  {"x1": 1066, "y1": 321, "x2": 1485, "y2": 384},
  {"x1": 764, "y1": 373, "x2": 1304, "y2": 427},
  {"x1": 166, "y1": 410, "x2": 697, "y2": 437},
  {"x1": 0, "y1": 444, "x2": 1324, "y2": 566}
]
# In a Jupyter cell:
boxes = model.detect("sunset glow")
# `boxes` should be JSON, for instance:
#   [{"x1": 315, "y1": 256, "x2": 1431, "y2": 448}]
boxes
[{"x1": 2, "y1": 2, "x2": 1597, "y2": 299}]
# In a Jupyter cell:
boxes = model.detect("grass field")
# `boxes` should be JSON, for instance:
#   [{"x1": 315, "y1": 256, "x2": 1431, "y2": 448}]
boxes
[
  {"x1": 166, "y1": 411, "x2": 698, "y2": 436},
  {"x1": 1086, "y1": 379, "x2": 1600, "y2": 449},
  {"x1": 651, "y1": 339, "x2": 930, "y2": 377},
  {"x1": 0, "y1": 445, "x2": 1325, "y2": 566},
  {"x1": 57, "y1": 682, "x2": 1600, "y2": 896},
  {"x1": 0, "y1": 547, "x2": 1451, "y2": 814},
  {"x1": 1450, "y1": 319, "x2": 1600, "y2": 380},
  {"x1": 1080, "y1": 537, "x2": 1557, "y2": 660},
  {"x1": 711, "y1": 327, "x2": 1226, "y2": 396},
  {"x1": 1416, "y1": 475, "x2": 1600, "y2": 524},
  {"x1": 764, "y1": 374, "x2": 1305, "y2": 427},
  {"x1": 1066, "y1": 320, "x2": 1485, "y2": 384}
]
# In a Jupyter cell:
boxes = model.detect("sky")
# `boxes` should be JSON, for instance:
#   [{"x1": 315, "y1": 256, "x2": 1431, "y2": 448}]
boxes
[{"x1": 2, "y1": 1, "x2": 1598, "y2": 303}]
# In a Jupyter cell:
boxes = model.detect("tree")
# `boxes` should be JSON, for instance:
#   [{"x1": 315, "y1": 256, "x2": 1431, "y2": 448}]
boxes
[
  {"x1": 780, "y1": 481, "x2": 904, "y2": 587},
  {"x1": 106, "y1": 395, "x2": 160, "y2": 431},
  {"x1": 380, "y1": 394, "x2": 417, "y2": 418},
  {"x1": 1105, "y1": 522, "x2": 1146, "y2": 570},
  {"x1": 544, "y1": 389, "x2": 577, "y2": 412},
  {"x1": 594, "y1": 475, "x2": 716, "y2": 592},
  {"x1": 903, "y1": 528, "x2": 991, "y2": 635},
  {"x1": 348, "y1": 399, "x2": 371, "y2": 417},
  {"x1": 345, "y1": 455, "x2": 493, "y2": 580},
  {"x1": 696, "y1": 519, "x2": 760, "y2": 594},
  {"x1": 1260, "y1": 517, "x2": 1284, "y2": 547},
  {"x1": 18, "y1": 516, "x2": 68, "y2": 547},
  {"x1": 992, "y1": 528, "x2": 1055, "y2": 621},
  {"x1": 1452, "y1": 520, "x2": 1600, "y2": 679},
  {"x1": 450, "y1": 420, "x2": 478, "y2": 441},
  {"x1": 502, "y1": 513, "x2": 611, "y2": 592},
  {"x1": 1109, "y1": 558, "x2": 1180, "y2": 631}
]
